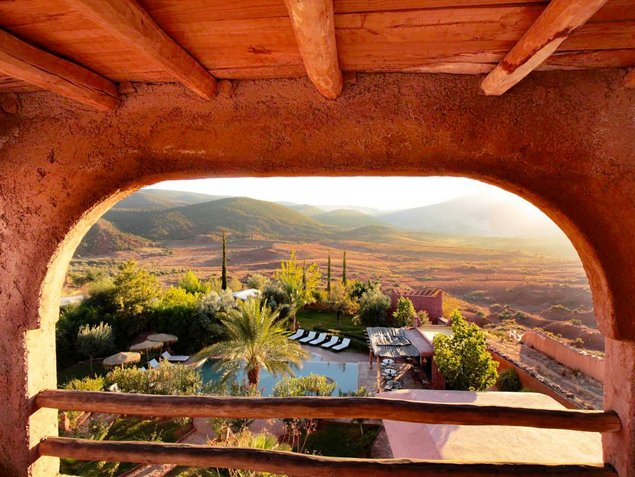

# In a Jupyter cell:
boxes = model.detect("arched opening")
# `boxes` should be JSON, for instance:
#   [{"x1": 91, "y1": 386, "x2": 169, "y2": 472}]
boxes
[
  {"x1": 3, "y1": 73, "x2": 634, "y2": 477},
  {"x1": 47, "y1": 175, "x2": 608, "y2": 474}
]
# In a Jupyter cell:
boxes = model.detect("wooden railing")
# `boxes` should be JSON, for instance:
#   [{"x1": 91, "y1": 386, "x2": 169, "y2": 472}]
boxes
[{"x1": 36, "y1": 390, "x2": 621, "y2": 477}]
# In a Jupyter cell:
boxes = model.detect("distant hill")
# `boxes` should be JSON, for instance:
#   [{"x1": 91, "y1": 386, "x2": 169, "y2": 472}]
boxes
[
  {"x1": 113, "y1": 189, "x2": 222, "y2": 211},
  {"x1": 76, "y1": 219, "x2": 151, "y2": 256},
  {"x1": 340, "y1": 225, "x2": 403, "y2": 242},
  {"x1": 381, "y1": 195, "x2": 563, "y2": 238},
  {"x1": 105, "y1": 197, "x2": 328, "y2": 241},
  {"x1": 313, "y1": 209, "x2": 387, "y2": 229},
  {"x1": 284, "y1": 203, "x2": 324, "y2": 216}
]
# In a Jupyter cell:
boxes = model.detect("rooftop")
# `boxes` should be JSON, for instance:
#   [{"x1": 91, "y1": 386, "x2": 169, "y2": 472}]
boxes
[
  {"x1": 379, "y1": 389, "x2": 604, "y2": 464},
  {"x1": 392, "y1": 288, "x2": 442, "y2": 297}
]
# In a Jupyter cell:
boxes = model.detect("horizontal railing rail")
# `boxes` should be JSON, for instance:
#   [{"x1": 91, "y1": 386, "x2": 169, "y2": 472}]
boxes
[
  {"x1": 39, "y1": 437, "x2": 617, "y2": 477},
  {"x1": 36, "y1": 389, "x2": 621, "y2": 432}
]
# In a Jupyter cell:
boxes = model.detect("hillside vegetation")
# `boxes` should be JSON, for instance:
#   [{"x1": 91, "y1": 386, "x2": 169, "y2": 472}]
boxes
[
  {"x1": 105, "y1": 197, "x2": 327, "y2": 241},
  {"x1": 313, "y1": 209, "x2": 387, "y2": 229}
]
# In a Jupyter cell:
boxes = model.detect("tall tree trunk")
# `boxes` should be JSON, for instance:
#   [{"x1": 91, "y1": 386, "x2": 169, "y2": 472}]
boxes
[
  {"x1": 247, "y1": 364, "x2": 260, "y2": 388},
  {"x1": 221, "y1": 232, "x2": 227, "y2": 290},
  {"x1": 342, "y1": 251, "x2": 347, "y2": 285},
  {"x1": 327, "y1": 252, "x2": 331, "y2": 294}
]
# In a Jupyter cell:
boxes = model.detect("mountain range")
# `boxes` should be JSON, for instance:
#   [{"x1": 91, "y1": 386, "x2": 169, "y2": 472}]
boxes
[{"x1": 75, "y1": 189, "x2": 567, "y2": 256}]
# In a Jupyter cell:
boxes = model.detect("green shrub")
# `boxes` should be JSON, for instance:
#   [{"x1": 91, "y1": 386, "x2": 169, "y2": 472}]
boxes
[
  {"x1": 106, "y1": 361, "x2": 202, "y2": 395},
  {"x1": 433, "y1": 311, "x2": 499, "y2": 391},
  {"x1": 63, "y1": 375, "x2": 105, "y2": 391},
  {"x1": 496, "y1": 368, "x2": 522, "y2": 392},
  {"x1": 353, "y1": 288, "x2": 390, "y2": 327}
]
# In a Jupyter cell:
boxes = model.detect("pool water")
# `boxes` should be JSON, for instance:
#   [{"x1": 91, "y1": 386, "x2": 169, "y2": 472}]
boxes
[{"x1": 200, "y1": 357, "x2": 360, "y2": 396}]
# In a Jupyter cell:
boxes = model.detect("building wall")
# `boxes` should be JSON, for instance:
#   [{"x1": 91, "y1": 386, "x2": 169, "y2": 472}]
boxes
[
  {"x1": 389, "y1": 290, "x2": 443, "y2": 323},
  {"x1": 1, "y1": 70, "x2": 635, "y2": 475},
  {"x1": 521, "y1": 331, "x2": 604, "y2": 383}
]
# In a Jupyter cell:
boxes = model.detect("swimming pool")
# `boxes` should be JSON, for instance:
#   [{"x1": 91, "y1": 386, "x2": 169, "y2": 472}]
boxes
[{"x1": 200, "y1": 356, "x2": 360, "y2": 396}]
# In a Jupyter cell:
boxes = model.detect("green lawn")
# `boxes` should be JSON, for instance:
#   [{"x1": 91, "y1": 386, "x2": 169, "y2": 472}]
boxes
[
  {"x1": 296, "y1": 310, "x2": 367, "y2": 351},
  {"x1": 60, "y1": 417, "x2": 189, "y2": 476},
  {"x1": 304, "y1": 422, "x2": 381, "y2": 458}
]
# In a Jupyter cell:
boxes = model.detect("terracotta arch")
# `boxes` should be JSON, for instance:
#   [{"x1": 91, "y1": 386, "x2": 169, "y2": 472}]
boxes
[{"x1": 1, "y1": 71, "x2": 634, "y2": 475}]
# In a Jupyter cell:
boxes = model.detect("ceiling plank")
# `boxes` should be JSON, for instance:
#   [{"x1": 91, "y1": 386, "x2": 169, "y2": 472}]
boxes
[
  {"x1": 481, "y1": 0, "x2": 610, "y2": 96},
  {"x1": 67, "y1": 0, "x2": 217, "y2": 99},
  {"x1": 0, "y1": 28, "x2": 118, "y2": 110},
  {"x1": 284, "y1": 0, "x2": 343, "y2": 99}
]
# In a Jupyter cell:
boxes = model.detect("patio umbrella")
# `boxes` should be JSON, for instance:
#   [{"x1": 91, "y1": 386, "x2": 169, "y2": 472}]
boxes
[
  {"x1": 147, "y1": 333, "x2": 178, "y2": 344},
  {"x1": 103, "y1": 351, "x2": 141, "y2": 368},
  {"x1": 129, "y1": 340, "x2": 164, "y2": 352}
]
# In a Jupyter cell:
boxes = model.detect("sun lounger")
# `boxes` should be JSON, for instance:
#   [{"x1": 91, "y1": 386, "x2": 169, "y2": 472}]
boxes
[
  {"x1": 299, "y1": 331, "x2": 317, "y2": 343},
  {"x1": 162, "y1": 351, "x2": 189, "y2": 362},
  {"x1": 321, "y1": 336, "x2": 340, "y2": 349},
  {"x1": 331, "y1": 338, "x2": 351, "y2": 352},
  {"x1": 308, "y1": 332, "x2": 328, "y2": 345},
  {"x1": 148, "y1": 358, "x2": 160, "y2": 369},
  {"x1": 288, "y1": 329, "x2": 305, "y2": 340}
]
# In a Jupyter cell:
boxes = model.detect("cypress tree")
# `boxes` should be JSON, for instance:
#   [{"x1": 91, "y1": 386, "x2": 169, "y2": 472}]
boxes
[
  {"x1": 221, "y1": 232, "x2": 228, "y2": 290},
  {"x1": 302, "y1": 260, "x2": 307, "y2": 292},
  {"x1": 326, "y1": 251, "x2": 331, "y2": 293},
  {"x1": 342, "y1": 251, "x2": 347, "y2": 286}
]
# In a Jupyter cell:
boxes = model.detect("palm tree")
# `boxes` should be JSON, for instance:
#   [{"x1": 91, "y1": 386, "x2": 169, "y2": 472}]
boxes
[{"x1": 207, "y1": 298, "x2": 308, "y2": 388}]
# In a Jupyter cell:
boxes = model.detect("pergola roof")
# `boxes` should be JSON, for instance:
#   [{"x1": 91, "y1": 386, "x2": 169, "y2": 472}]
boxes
[
  {"x1": 0, "y1": 0, "x2": 634, "y2": 108},
  {"x1": 367, "y1": 327, "x2": 421, "y2": 358}
]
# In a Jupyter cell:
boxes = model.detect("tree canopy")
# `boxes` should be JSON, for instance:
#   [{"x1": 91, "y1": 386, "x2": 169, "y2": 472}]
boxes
[{"x1": 433, "y1": 311, "x2": 499, "y2": 391}]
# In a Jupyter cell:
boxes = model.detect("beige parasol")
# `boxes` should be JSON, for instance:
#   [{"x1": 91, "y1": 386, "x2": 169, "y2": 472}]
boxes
[
  {"x1": 129, "y1": 340, "x2": 164, "y2": 352},
  {"x1": 103, "y1": 351, "x2": 141, "y2": 368},
  {"x1": 147, "y1": 333, "x2": 178, "y2": 344}
]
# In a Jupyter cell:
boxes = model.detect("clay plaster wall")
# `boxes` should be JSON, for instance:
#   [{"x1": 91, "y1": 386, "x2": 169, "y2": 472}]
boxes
[
  {"x1": 0, "y1": 70, "x2": 634, "y2": 475},
  {"x1": 522, "y1": 330, "x2": 605, "y2": 383}
]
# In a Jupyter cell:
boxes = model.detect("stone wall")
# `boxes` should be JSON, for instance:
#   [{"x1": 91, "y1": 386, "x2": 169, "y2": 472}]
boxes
[{"x1": 522, "y1": 331, "x2": 604, "y2": 383}]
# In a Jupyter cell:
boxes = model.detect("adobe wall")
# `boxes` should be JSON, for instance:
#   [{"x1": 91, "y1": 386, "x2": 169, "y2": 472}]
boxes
[
  {"x1": 522, "y1": 330, "x2": 605, "y2": 383},
  {"x1": 389, "y1": 290, "x2": 443, "y2": 322},
  {"x1": 490, "y1": 349, "x2": 578, "y2": 409},
  {"x1": 0, "y1": 70, "x2": 634, "y2": 475}
]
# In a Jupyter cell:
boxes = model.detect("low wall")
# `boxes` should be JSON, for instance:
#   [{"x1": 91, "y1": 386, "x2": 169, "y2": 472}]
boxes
[
  {"x1": 521, "y1": 331, "x2": 604, "y2": 383},
  {"x1": 489, "y1": 350, "x2": 578, "y2": 409}
]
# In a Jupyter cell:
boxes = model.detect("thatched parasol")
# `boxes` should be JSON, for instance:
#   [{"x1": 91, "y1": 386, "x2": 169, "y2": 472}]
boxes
[
  {"x1": 103, "y1": 351, "x2": 141, "y2": 367},
  {"x1": 129, "y1": 340, "x2": 164, "y2": 352},
  {"x1": 147, "y1": 333, "x2": 178, "y2": 344}
]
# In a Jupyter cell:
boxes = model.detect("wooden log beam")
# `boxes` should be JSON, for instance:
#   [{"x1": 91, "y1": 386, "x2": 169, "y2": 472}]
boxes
[
  {"x1": 0, "y1": 28, "x2": 118, "y2": 110},
  {"x1": 284, "y1": 0, "x2": 343, "y2": 99},
  {"x1": 39, "y1": 437, "x2": 617, "y2": 477},
  {"x1": 36, "y1": 390, "x2": 621, "y2": 433},
  {"x1": 481, "y1": 0, "x2": 609, "y2": 95},
  {"x1": 66, "y1": 0, "x2": 217, "y2": 99}
]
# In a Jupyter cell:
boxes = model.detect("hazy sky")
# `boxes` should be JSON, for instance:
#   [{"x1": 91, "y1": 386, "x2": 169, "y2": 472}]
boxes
[{"x1": 148, "y1": 176, "x2": 535, "y2": 212}]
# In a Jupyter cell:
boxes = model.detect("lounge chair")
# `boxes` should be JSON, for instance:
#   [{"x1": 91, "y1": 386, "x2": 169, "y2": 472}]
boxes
[
  {"x1": 331, "y1": 338, "x2": 351, "y2": 352},
  {"x1": 321, "y1": 336, "x2": 340, "y2": 349},
  {"x1": 148, "y1": 358, "x2": 160, "y2": 369},
  {"x1": 299, "y1": 331, "x2": 317, "y2": 343},
  {"x1": 288, "y1": 329, "x2": 305, "y2": 340},
  {"x1": 161, "y1": 351, "x2": 189, "y2": 362},
  {"x1": 309, "y1": 333, "x2": 326, "y2": 345}
]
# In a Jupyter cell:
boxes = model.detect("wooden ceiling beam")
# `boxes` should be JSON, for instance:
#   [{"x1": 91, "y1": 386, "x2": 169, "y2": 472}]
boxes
[
  {"x1": 284, "y1": 0, "x2": 343, "y2": 99},
  {"x1": 481, "y1": 0, "x2": 609, "y2": 96},
  {"x1": 0, "y1": 28, "x2": 118, "y2": 110},
  {"x1": 66, "y1": 0, "x2": 217, "y2": 99}
]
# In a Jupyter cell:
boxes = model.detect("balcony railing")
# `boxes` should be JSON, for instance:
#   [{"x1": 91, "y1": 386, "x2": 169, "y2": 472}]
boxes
[{"x1": 36, "y1": 390, "x2": 621, "y2": 477}]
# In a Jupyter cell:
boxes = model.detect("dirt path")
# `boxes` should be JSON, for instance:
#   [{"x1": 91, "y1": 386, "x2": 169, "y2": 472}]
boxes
[{"x1": 489, "y1": 338, "x2": 603, "y2": 409}]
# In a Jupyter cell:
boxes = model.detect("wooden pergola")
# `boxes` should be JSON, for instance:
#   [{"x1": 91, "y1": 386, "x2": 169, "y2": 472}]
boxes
[{"x1": 0, "y1": 0, "x2": 634, "y2": 110}]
